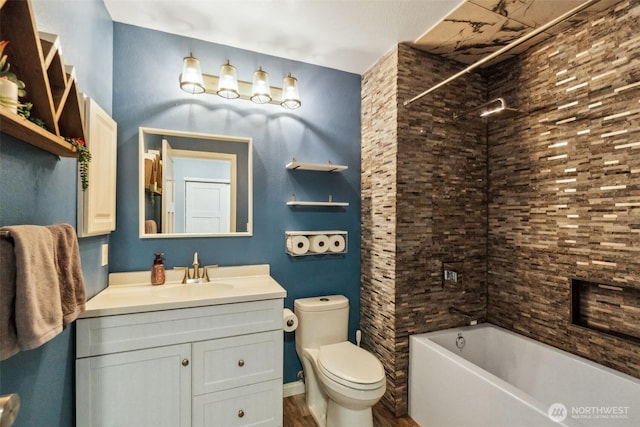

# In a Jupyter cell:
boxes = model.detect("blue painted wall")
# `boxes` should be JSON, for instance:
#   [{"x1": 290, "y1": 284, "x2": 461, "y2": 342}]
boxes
[
  {"x1": 110, "y1": 23, "x2": 362, "y2": 385},
  {"x1": 0, "y1": 1, "x2": 113, "y2": 426},
  {"x1": 1, "y1": 5, "x2": 360, "y2": 425}
]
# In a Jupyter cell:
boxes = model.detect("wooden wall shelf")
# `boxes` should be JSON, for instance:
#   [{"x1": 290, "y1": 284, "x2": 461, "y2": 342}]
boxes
[
  {"x1": 287, "y1": 194, "x2": 348, "y2": 207},
  {"x1": 286, "y1": 160, "x2": 348, "y2": 172},
  {"x1": 0, "y1": 0, "x2": 85, "y2": 157},
  {"x1": 286, "y1": 200, "x2": 349, "y2": 207},
  {"x1": 0, "y1": 109, "x2": 77, "y2": 157}
]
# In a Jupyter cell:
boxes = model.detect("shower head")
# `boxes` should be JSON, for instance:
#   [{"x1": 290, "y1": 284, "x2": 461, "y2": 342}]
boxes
[
  {"x1": 479, "y1": 98, "x2": 515, "y2": 118},
  {"x1": 454, "y1": 98, "x2": 521, "y2": 120},
  {"x1": 483, "y1": 106, "x2": 521, "y2": 119}
]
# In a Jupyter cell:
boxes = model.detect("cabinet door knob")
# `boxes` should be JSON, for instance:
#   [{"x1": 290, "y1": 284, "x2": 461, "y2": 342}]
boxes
[
  {"x1": 238, "y1": 359, "x2": 245, "y2": 367},
  {"x1": 238, "y1": 409, "x2": 245, "y2": 418},
  {"x1": 182, "y1": 358, "x2": 189, "y2": 366}
]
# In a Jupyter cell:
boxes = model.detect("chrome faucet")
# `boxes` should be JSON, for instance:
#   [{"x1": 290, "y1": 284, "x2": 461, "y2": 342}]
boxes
[{"x1": 448, "y1": 306, "x2": 479, "y2": 326}]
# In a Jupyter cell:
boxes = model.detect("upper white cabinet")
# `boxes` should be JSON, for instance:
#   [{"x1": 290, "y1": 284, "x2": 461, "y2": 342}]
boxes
[{"x1": 78, "y1": 96, "x2": 117, "y2": 237}]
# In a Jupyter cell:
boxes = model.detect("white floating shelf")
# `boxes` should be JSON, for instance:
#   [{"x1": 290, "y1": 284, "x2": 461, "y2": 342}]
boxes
[
  {"x1": 287, "y1": 201, "x2": 349, "y2": 207},
  {"x1": 286, "y1": 160, "x2": 348, "y2": 172},
  {"x1": 286, "y1": 230, "x2": 346, "y2": 236}
]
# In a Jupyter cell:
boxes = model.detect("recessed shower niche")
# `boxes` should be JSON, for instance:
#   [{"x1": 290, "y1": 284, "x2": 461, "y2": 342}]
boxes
[{"x1": 571, "y1": 279, "x2": 640, "y2": 343}]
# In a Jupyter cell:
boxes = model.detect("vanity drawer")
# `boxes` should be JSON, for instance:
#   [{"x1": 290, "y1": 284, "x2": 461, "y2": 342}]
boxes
[
  {"x1": 192, "y1": 379, "x2": 282, "y2": 427},
  {"x1": 77, "y1": 299, "x2": 282, "y2": 358},
  {"x1": 193, "y1": 330, "x2": 283, "y2": 395}
]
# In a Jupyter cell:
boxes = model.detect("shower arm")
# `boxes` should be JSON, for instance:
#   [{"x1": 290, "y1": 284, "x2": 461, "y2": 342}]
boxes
[
  {"x1": 403, "y1": 0, "x2": 602, "y2": 107},
  {"x1": 453, "y1": 97, "x2": 505, "y2": 120}
]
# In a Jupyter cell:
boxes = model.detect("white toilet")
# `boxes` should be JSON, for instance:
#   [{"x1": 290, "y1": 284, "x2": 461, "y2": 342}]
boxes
[{"x1": 294, "y1": 295, "x2": 386, "y2": 427}]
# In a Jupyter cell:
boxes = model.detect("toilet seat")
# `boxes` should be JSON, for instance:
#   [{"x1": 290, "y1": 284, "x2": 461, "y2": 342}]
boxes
[{"x1": 318, "y1": 342, "x2": 385, "y2": 391}]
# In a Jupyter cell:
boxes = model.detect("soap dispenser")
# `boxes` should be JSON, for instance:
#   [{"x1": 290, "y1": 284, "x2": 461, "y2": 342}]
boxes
[{"x1": 151, "y1": 252, "x2": 165, "y2": 285}]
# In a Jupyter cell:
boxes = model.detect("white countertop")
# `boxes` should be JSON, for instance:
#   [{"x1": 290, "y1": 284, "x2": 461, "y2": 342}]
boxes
[{"x1": 80, "y1": 264, "x2": 287, "y2": 317}]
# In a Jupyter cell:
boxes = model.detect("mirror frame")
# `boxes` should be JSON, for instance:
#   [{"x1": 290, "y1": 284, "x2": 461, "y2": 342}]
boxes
[{"x1": 138, "y1": 127, "x2": 253, "y2": 238}]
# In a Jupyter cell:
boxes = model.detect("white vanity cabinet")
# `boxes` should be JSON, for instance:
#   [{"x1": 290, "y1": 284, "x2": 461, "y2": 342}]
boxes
[
  {"x1": 76, "y1": 343, "x2": 192, "y2": 426},
  {"x1": 76, "y1": 299, "x2": 284, "y2": 427}
]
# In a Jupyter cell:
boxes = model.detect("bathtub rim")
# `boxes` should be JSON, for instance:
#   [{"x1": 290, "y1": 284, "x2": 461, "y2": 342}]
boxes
[
  {"x1": 409, "y1": 322, "x2": 640, "y2": 427},
  {"x1": 409, "y1": 323, "x2": 585, "y2": 426},
  {"x1": 410, "y1": 322, "x2": 640, "y2": 387}
]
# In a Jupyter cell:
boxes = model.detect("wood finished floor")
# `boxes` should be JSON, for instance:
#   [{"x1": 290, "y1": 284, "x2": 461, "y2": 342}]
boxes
[{"x1": 283, "y1": 394, "x2": 419, "y2": 427}]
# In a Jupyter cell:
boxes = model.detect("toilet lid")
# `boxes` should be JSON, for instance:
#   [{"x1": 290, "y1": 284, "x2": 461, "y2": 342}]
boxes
[{"x1": 318, "y1": 342, "x2": 385, "y2": 389}]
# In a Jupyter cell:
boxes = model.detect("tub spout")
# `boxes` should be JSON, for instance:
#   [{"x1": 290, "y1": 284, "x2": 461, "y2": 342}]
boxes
[{"x1": 448, "y1": 306, "x2": 479, "y2": 325}]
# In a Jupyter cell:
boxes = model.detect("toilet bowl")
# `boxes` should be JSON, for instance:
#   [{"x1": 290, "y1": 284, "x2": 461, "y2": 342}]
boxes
[{"x1": 294, "y1": 295, "x2": 386, "y2": 427}]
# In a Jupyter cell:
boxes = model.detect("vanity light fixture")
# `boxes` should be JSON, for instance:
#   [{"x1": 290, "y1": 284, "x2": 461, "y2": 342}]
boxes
[
  {"x1": 217, "y1": 60, "x2": 240, "y2": 99},
  {"x1": 281, "y1": 73, "x2": 301, "y2": 109},
  {"x1": 250, "y1": 67, "x2": 272, "y2": 104},
  {"x1": 179, "y1": 53, "x2": 301, "y2": 109},
  {"x1": 179, "y1": 53, "x2": 205, "y2": 94}
]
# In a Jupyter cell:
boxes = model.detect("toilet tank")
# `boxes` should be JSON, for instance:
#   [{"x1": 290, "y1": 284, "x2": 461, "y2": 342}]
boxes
[{"x1": 294, "y1": 295, "x2": 349, "y2": 352}]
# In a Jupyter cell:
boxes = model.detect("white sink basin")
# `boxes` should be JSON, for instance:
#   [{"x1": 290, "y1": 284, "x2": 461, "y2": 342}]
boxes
[
  {"x1": 81, "y1": 264, "x2": 286, "y2": 317},
  {"x1": 155, "y1": 282, "x2": 235, "y2": 299}
]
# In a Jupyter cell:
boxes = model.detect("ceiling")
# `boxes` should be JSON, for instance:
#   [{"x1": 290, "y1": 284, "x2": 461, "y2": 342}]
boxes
[
  {"x1": 104, "y1": 0, "x2": 465, "y2": 75},
  {"x1": 413, "y1": 0, "x2": 622, "y2": 67},
  {"x1": 104, "y1": 0, "x2": 620, "y2": 75}
]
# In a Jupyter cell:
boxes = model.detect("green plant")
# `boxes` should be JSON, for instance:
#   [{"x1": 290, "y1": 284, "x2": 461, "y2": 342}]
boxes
[
  {"x1": 0, "y1": 40, "x2": 27, "y2": 97},
  {"x1": 17, "y1": 102, "x2": 46, "y2": 128},
  {"x1": 65, "y1": 137, "x2": 92, "y2": 191}
]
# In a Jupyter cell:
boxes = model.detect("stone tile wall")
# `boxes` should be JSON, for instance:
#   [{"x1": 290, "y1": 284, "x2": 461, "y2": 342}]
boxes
[
  {"x1": 361, "y1": 47, "x2": 399, "y2": 413},
  {"x1": 486, "y1": 0, "x2": 640, "y2": 377},
  {"x1": 362, "y1": 0, "x2": 640, "y2": 417},
  {"x1": 361, "y1": 44, "x2": 487, "y2": 416}
]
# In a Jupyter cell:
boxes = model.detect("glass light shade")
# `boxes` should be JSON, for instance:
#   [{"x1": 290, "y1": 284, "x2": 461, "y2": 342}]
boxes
[
  {"x1": 179, "y1": 54, "x2": 205, "y2": 94},
  {"x1": 250, "y1": 67, "x2": 272, "y2": 104},
  {"x1": 217, "y1": 60, "x2": 240, "y2": 99},
  {"x1": 280, "y1": 73, "x2": 301, "y2": 109}
]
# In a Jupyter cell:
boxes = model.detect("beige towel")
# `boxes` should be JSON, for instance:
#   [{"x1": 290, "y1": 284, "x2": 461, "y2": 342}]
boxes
[
  {"x1": 0, "y1": 238, "x2": 19, "y2": 360},
  {"x1": 1, "y1": 225, "x2": 63, "y2": 353},
  {"x1": 47, "y1": 224, "x2": 86, "y2": 326},
  {"x1": 145, "y1": 219, "x2": 158, "y2": 234}
]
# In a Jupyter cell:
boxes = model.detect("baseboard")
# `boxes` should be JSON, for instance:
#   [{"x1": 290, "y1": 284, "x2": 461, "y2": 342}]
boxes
[{"x1": 283, "y1": 380, "x2": 305, "y2": 397}]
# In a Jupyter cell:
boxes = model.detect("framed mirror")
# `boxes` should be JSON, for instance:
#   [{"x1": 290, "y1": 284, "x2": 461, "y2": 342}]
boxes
[{"x1": 139, "y1": 127, "x2": 252, "y2": 238}]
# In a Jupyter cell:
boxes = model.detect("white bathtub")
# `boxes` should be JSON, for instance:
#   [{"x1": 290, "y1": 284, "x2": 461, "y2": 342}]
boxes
[{"x1": 409, "y1": 324, "x2": 640, "y2": 427}]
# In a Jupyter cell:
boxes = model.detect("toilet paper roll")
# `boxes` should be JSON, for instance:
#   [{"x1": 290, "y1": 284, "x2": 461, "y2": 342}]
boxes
[
  {"x1": 282, "y1": 308, "x2": 298, "y2": 332},
  {"x1": 0, "y1": 393, "x2": 20, "y2": 427},
  {"x1": 328, "y1": 234, "x2": 346, "y2": 253},
  {"x1": 287, "y1": 235, "x2": 310, "y2": 255},
  {"x1": 309, "y1": 234, "x2": 329, "y2": 253}
]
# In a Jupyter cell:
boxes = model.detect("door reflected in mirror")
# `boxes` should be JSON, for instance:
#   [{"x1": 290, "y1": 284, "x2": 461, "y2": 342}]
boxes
[{"x1": 139, "y1": 127, "x2": 252, "y2": 238}]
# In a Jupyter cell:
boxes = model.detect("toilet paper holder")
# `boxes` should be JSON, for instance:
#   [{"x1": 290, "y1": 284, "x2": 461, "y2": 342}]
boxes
[{"x1": 285, "y1": 231, "x2": 348, "y2": 256}]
